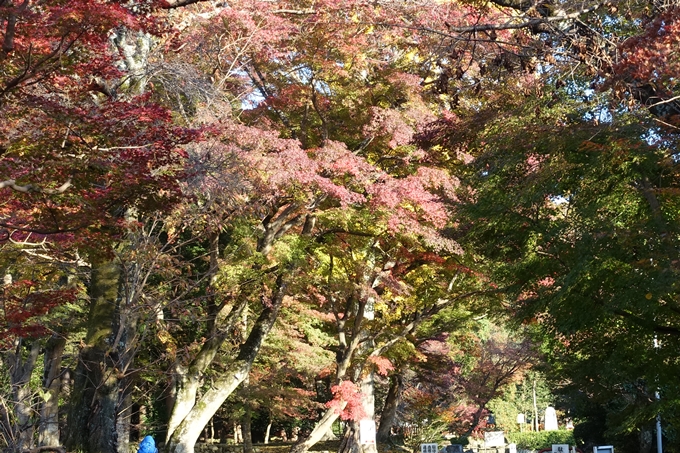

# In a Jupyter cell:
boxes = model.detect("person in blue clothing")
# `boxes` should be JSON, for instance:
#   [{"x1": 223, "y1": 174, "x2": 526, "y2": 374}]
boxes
[{"x1": 138, "y1": 436, "x2": 158, "y2": 453}]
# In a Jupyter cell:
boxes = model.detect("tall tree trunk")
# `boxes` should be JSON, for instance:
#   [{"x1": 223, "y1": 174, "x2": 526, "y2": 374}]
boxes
[
  {"x1": 264, "y1": 421, "x2": 272, "y2": 445},
  {"x1": 532, "y1": 379, "x2": 539, "y2": 432},
  {"x1": 342, "y1": 369, "x2": 376, "y2": 453},
  {"x1": 166, "y1": 231, "x2": 231, "y2": 443},
  {"x1": 38, "y1": 335, "x2": 66, "y2": 446},
  {"x1": 6, "y1": 339, "x2": 41, "y2": 453},
  {"x1": 65, "y1": 262, "x2": 121, "y2": 453},
  {"x1": 376, "y1": 373, "x2": 402, "y2": 443},
  {"x1": 0, "y1": 398, "x2": 11, "y2": 452},
  {"x1": 291, "y1": 296, "x2": 366, "y2": 453},
  {"x1": 165, "y1": 293, "x2": 245, "y2": 443},
  {"x1": 241, "y1": 401, "x2": 254, "y2": 453},
  {"x1": 65, "y1": 261, "x2": 140, "y2": 453}
]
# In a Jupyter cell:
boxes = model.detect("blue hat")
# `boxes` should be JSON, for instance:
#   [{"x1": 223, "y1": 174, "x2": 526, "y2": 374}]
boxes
[{"x1": 138, "y1": 436, "x2": 158, "y2": 453}]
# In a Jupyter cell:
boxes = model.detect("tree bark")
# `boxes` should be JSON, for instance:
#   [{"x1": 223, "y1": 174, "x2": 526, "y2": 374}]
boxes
[
  {"x1": 290, "y1": 408, "x2": 342, "y2": 453},
  {"x1": 264, "y1": 421, "x2": 272, "y2": 444},
  {"x1": 241, "y1": 401, "x2": 254, "y2": 453},
  {"x1": 38, "y1": 335, "x2": 66, "y2": 446},
  {"x1": 165, "y1": 231, "x2": 244, "y2": 444},
  {"x1": 6, "y1": 339, "x2": 41, "y2": 453},
  {"x1": 65, "y1": 261, "x2": 139, "y2": 453},
  {"x1": 343, "y1": 369, "x2": 377, "y2": 453},
  {"x1": 533, "y1": 379, "x2": 539, "y2": 432},
  {"x1": 291, "y1": 294, "x2": 366, "y2": 453},
  {"x1": 117, "y1": 392, "x2": 133, "y2": 453},
  {"x1": 376, "y1": 373, "x2": 402, "y2": 443}
]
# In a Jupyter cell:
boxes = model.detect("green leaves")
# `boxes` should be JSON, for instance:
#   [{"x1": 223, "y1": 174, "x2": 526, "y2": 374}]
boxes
[{"x1": 434, "y1": 78, "x2": 680, "y2": 442}]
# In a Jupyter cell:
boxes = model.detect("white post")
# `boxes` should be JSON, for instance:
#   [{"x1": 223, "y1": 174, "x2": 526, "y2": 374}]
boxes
[
  {"x1": 533, "y1": 380, "x2": 539, "y2": 432},
  {"x1": 656, "y1": 406, "x2": 662, "y2": 453},
  {"x1": 654, "y1": 336, "x2": 662, "y2": 453}
]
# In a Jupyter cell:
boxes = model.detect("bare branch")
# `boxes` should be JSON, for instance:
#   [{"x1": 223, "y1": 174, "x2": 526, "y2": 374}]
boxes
[
  {"x1": 160, "y1": 0, "x2": 211, "y2": 9},
  {"x1": 272, "y1": 8, "x2": 316, "y2": 15},
  {"x1": 0, "y1": 178, "x2": 72, "y2": 194}
]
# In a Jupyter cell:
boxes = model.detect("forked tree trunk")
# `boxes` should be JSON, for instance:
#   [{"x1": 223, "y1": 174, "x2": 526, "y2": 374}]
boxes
[
  {"x1": 166, "y1": 346, "x2": 218, "y2": 442},
  {"x1": 342, "y1": 370, "x2": 377, "y2": 453},
  {"x1": 166, "y1": 276, "x2": 286, "y2": 453},
  {"x1": 291, "y1": 295, "x2": 366, "y2": 453},
  {"x1": 166, "y1": 207, "x2": 306, "y2": 453},
  {"x1": 338, "y1": 422, "x2": 360, "y2": 453},
  {"x1": 166, "y1": 233, "x2": 218, "y2": 441}
]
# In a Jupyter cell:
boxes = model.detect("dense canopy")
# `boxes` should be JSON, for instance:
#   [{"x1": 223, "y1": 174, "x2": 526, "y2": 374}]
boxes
[{"x1": 1, "y1": 1, "x2": 679, "y2": 453}]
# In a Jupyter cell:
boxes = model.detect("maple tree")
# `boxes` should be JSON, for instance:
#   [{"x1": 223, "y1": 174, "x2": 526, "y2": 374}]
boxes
[
  {"x1": 2, "y1": 0, "x2": 679, "y2": 453},
  {"x1": 424, "y1": 44, "x2": 680, "y2": 453},
  {"x1": 146, "y1": 3, "x2": 487, "y2": 453},
  {"x1": 0, "y1": 2, "x2": 197, "y2": 453},
  {"x1": 412, "y1": 0, "x2": 680, "y2": 447}
]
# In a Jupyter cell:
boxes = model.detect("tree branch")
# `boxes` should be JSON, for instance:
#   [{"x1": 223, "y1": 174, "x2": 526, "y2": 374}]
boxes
[
  {"x1": 612, "y1": 308, "x2": 680, "y2": 336},
  {"x1": 370, "y1": 2, "x2": 604, "y2": 37},
  {"x1": 272, "y1": 8, "x2": 316, "y2": 15},
  {"x1": 315, "y1": 228, "x2": 380, "y2": 241},
  {"x1": 0, "y1": 178, "x2": 72, "y2": 194},
  {"x1": 160, "y1": 0, "x2": 210, "y2": 9}
]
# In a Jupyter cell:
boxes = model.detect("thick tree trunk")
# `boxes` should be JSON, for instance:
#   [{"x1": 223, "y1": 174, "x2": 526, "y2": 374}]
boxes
[
  {"x1": 38, "y1": 335, "x2": 66, "y2": 446},
  {"x1": 338, "y1": 424, "x2": 360, "y2": 453},
  {"x1": 65, "y1": 262, "x2": 121, "y2": 453},
  {"x1": 65, "y1": 261, "x2": 139, "y2": 453},
  {"x1": 376, "y1": 373, "x2": 402, "y2": 443},
  {"x1": 67, "y1": 333, "x2": 120, "y2": 453},
  {"x1": 342, "y1": 370, "x2": 377, "y2": 453}
]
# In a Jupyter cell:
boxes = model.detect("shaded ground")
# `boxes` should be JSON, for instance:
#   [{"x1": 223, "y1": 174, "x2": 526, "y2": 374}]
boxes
[{"x1": 255, "y1": 441, "x2": 341, "y2": 453}]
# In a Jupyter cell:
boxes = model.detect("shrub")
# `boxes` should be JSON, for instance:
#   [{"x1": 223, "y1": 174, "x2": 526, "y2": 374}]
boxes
[{"x1": 506, "y1": 430, "x2": 577, "y2": 449}]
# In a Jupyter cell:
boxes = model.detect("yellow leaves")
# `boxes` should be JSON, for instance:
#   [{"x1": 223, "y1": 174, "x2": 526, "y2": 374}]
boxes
[
  {"x1": 375, "y1": 299, "x2": 403, "y2": 321},
  {"x1": 38, "y1": 389, "x2": 52, "y2": 403},
  {"x1": 645, "y1": 293, "x2": 653, "y2": 300},
  {"x1": 403, "y1": 48, "x2": 419, "y2": 63}
]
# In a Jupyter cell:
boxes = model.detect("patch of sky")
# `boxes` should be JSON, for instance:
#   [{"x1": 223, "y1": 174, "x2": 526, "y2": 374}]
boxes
[
  {"x1": 550, "y1": 194, "x2": 570, "y2": 205},
  {"x1": 241, "y1": 91, "x2": 265, "y2": 110},
  {"x1": 240, "y1": 61, "x2": 334, "y2": 110}
]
